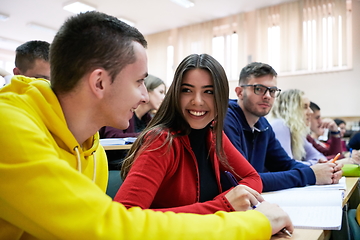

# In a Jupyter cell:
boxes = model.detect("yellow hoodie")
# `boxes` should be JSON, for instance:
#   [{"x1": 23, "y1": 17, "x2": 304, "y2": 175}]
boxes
[{"x1": 0, "y1": 76, "x2": 271, "y2": 240}]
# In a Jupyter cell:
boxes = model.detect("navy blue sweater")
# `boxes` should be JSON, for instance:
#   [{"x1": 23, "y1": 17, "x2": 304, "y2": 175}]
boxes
[{"x1": 224, "y1": 99, "x2": 316, "y2": 192}]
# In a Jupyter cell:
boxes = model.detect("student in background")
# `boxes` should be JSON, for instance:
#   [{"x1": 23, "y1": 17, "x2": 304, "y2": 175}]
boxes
[
  {"x1": 334, "y1": 118, "x2": 347, "y2": 138},
  {"x1": 275, "y1": 97, "x2": 358, "y2": 165},
  {"x1": 0, "y1": 40, "x2": 50, "y2": 86},
  {"x1": 334, "y1": 118, "x2": 348, "y2": 152},
  {"x1": 13, "y1": 40, "x2": 50, "y2": 80},
  {"x1": 99, "y1": 74, "x2": 166, "y2": 139},
  {"x1": 348, "y1": 131, "x2": 360, "y2": 150},
  {"x1": 307, "y1": 101, "x2": 344, "y2": 160},
  {"x1": 116, "y1": 54, "x2": 267, "y2": 215},
  {"x1": 0, "y1": 11, "x2": 292, "y2": 239},
  {"x1": 269, "y1": 89, "x2": 330, "y2": 166},
  {"x1": 223, "y1": 62, "x2": 342, "y2": 192}
]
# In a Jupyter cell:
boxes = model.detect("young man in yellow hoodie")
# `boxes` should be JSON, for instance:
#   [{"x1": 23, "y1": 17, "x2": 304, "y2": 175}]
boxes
[{"x1": 0, "y1": 11, "x2": 292, "y2": 240}]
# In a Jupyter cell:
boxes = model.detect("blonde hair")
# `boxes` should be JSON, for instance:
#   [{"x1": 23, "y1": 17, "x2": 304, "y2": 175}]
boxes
[{"x1": 270, "y1": 89, "x2": 309, "y2": 160}]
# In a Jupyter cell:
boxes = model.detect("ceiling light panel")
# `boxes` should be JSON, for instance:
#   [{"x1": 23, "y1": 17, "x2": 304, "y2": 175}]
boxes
[
  {"x1": 0, "y1": 36, "x2": 23, "y2": 51},
  {"x1": 63, "y1": 1, "x2": 96, "y2": 14},
  {"x1": 0, "y1": 13, "x2": 9, "y2": 21},
  {"x1": 170, "y1": 0, "x2": 195, "y2": 8},
  {"x1": 27, "y1": 23, "x2": 58, "y2": 35}
]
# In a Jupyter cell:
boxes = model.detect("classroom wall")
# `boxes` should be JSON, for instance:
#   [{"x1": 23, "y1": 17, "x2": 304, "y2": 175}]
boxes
[
  {"x1": 229, "y1": 0, "x2": 360, "y2": 120},
  {"x1": 0, "y1": 48, "x2": 15, "y2": 72}
]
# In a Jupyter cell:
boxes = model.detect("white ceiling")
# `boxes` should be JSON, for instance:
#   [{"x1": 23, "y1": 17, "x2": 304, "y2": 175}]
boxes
[{"x1": 0, "y1": 0, "x2": 294, "y2": 52}]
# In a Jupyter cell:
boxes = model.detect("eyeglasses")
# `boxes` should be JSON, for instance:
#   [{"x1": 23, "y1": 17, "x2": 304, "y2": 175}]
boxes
[{"x1": 241, "y1": 84, "x2": 281, "y2": 98}]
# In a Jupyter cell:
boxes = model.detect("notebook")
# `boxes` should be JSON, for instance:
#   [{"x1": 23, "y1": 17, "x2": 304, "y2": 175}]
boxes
[
  {"x1": 262, "y1": 183, "x2": 344, "y2": 230},
  {"x1": 99, "y1": 138, "x2": 125, "y2": 146},
  {"x1": 100, "y1": 138, "x2": 137, "y2": 146},
  {"x1": 298, "y1": 176, "x2": 346, "y2": 191}
]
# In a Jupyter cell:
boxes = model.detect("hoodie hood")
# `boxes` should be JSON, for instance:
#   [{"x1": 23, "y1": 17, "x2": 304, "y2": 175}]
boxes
[
  {"x1": 1, "y1": 76, "x2": 99, "y2": 156},
  {"x1": 0, "y1": 76, "x2": 108, "y2": 187}
]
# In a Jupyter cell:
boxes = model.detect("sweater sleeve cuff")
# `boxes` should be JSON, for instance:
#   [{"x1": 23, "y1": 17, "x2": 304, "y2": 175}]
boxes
[
  {"x1": 304, "y1": 167, "x2": 317, "y2": 185},
  {"x1": 214, "y1": 191, "x2": 236, "y2": 212}
]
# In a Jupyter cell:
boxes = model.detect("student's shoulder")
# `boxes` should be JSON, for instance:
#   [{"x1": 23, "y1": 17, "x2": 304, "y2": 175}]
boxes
[
  {"x1": 227, "y1": 99, "x2": 239, "y2": 111},
  {"x1": 226, "y1": 100, "x2": 244, "y2": 123}
]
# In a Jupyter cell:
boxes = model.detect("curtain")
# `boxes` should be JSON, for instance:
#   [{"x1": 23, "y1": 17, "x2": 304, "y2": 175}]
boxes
[{"x1": 145, "y1": 0, "x2": 352, "y2": 84}]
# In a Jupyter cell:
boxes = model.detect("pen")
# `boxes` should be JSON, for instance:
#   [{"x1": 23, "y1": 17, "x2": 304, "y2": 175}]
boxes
[
  {"x1": 224, "y1": 171, "x2": 239, "y2": 187},
  {"x1": 251, "y1": 202, "x2": 260, "y2": 209},
  {"x1": 281, "y1": 227, "x2": 292, "y2": 238},
  {"x1": 225, "y1": 171, "x2": 260, "y2": 209},
  {"x1": 330, "y1": 153, "x2": 341, "y2": 163},
  {"x1": 348, "y1": 148, "x2": 359, "y2": 166}
]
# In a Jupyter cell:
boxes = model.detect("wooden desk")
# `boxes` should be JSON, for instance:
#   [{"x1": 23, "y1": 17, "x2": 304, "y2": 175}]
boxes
[
  {"x1": 343, "y1": 177, "x2": 359, "y2": 207},
  {"x1": 273, "y1": 229, "x2": 330, "y2": 240},
  {"x1": 102, "y1": 144, "x2": 132, "y2": 150},
  {"x1": 271, "y1": 177, "x2": 359, "y2": 240}
]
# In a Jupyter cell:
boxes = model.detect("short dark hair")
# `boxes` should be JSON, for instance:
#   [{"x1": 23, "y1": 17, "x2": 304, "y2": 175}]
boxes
[
  {"x1": 334, "y1": 118, "x2": 346, "y2": 126},
  {"x1": 310, "y1": 101, "x2": 320, "y2": 112},
  {"x1": 50, "y1": 11, "x2": 147, "y2": 94},
  {"x1": 15, "y1": 40, "x2": 50, "y2": 73},
  {"x1": 239, "y1": 62, "x2": 277, "y2": 85},
  {"x1": 145, "y1": 75, "x2": 165, "y2": 92}
]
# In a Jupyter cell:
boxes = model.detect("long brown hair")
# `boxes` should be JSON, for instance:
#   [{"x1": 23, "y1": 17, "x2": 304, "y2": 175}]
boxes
[{"x1": 121, "y1": 54, "x2": 230, "y2": 179}]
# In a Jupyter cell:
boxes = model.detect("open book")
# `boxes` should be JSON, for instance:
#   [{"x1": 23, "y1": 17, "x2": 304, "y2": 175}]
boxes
[
  {"x1": 297, "y1": 176, "x2": 346, "y2": 191},
  {"x1": 262, "y1": 181, "x2": 344, "y2": 230}
]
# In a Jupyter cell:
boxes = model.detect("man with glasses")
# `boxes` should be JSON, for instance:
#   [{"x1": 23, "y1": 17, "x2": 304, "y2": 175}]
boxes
[{"x1": 224, "y1": 62, "x2": 338, "y2": 192}]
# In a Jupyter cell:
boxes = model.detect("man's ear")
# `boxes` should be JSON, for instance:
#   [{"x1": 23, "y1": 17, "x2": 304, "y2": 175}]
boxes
[
  {"x1": 88, "y1": 69, "x2": 107, "y2": 99},
  {"x1": 235, "y1": 86, "x2": 243, "y2": 99},
  {"x1": 13, "y1": 67, "x2": 22, "y2": 75}
]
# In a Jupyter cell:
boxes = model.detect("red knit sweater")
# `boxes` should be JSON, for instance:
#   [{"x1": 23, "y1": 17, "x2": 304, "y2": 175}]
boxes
[
  {"x1": 306, "y1": 134, "x2": 344, "y2": 160},
  {"x1": 114, "y1": 130, "x2": 262, "y2": 214}
]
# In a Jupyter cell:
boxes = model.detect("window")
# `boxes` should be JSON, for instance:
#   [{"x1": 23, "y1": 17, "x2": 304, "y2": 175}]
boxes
[
  {"x1": 166, "y1": 45, "x2": 174, "y2": 86},
  {"x1": 157, "y1": 0, "x2": 352, "y2": 82},
  {"x1": 268, "y1": 25, "x2": 280, "y2": 72},
  {"x1": 263, "y1": 0, "x2": 351, "y2": 74},
  {"x1": 212, "y1": 33, "x2": 239, "y2": 80}
]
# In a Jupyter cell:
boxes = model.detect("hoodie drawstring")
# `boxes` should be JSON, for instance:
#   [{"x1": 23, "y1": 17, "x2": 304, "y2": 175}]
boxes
[
  {"x1": 74, "y1": 146, "x2": 96, "y2": 183},
  {"x1": 92, "y1": 152, "x2": 96, "y2": 183},
  {"x1": 74, "y1": 146, "x2": 81, "y2": 173}
]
